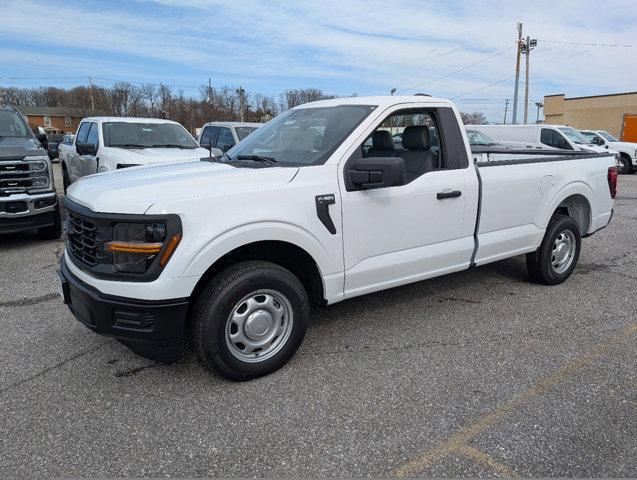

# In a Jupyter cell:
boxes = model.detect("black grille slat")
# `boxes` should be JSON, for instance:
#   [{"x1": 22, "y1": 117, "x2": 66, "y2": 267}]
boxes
[{"x1": 66, "y1": 211, "x2": 98, "y2": 267}]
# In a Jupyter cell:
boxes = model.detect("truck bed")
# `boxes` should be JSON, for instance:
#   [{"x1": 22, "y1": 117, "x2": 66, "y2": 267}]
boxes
[{"x1": 472, "y1": 149, "x2": 615, "y2": 266}]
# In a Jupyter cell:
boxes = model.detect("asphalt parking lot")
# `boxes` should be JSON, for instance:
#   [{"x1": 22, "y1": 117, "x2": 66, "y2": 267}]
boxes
[{"x1": 1, "y1": 164, "x2": 635, "y2": 478}]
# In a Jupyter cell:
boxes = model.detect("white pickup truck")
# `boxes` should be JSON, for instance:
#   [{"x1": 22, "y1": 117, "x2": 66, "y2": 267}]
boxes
[
  {"x1": 60, "y1": 117, "x2": 220, "y2": 192},
  {"x1": 580, "y1": 129, "x2": 637, "y2": 175},
  {"x1": 58, "y1": 96, "x2": 617, "y2": 381}
]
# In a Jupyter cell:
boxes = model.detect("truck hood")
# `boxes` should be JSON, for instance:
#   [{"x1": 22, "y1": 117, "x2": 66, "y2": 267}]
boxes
[
  {"x1": 103, "y1": 146, "x2": 217, "y2": 165},
  {"x1": 608, "y1": 141, "x2": 637, "y2": 152},
  {"x1": 0, "y1": 136, "x2": 46, "y2": 159},
  {"x1": 67, "y1": 161, "x2": 299, "y2": 214}
]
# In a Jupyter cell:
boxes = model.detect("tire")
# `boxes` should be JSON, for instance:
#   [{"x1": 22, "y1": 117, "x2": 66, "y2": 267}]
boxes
[
  {"x1": 62, "y1": 164, "x2": 71, "y2": 195},
  {"x1": 526, "y1": 214, "x2": 581, "y2": 285},
  {"x1": 193, "y1": 261, "x2": 309, "y2": 381},
  {"x1": 618, "y1": 155, "x2": 631, "y2": 174},
  {"x1": 38, "y1": 201, "x2": 62, "y2": 240}
]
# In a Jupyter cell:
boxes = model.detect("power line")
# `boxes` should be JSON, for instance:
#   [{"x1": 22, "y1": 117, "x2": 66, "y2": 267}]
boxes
[
  {"x1": 538, "y1": 39, "x2": 632, "y2": 47},
  {"x1": 452, "y1": 73, "x2": 522, "y2": 100},
  {"x1": 397, "y1": 43, "x2": 516, "y2": 93}
]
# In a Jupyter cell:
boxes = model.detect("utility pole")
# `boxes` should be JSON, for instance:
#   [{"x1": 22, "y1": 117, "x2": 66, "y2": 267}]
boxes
[
  {"x1": 511, "y1": 22, "x2": 523, "y2": 124},
  {"x1": 236, "y1": 87, "x2": 246, "y2": 121},
  {"x1": 88, "y1": 77, "x2": 95, "y2": 111},
  {"x1": 503, "y1": 98, "x2": 510, "y2": 124},
  {"x1": 522, "y1": 36, "x2": 538, "y2": 124},
  {"x1": 208, "y1": 77, "x2": 212, "y2": 121}
]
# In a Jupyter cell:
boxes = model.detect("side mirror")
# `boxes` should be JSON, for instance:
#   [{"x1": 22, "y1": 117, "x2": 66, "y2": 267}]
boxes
[
  {"x1": 222, "y1": 143, "x2": 235, "y2": 152},
  {"x1": 557, "y1": 138, "x2": 571, "y2": 150},
  {"x1": 76, "y1": 143, "x2": 98, "y2": 156},
  {"x1": 348, "y1": 157, "x2": 405, "y2": 190}
]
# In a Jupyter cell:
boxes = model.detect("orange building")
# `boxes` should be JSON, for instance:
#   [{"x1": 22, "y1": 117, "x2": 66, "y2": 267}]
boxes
[{"x1": 17, "y1": 106, "x2": 85, "y2": 134}]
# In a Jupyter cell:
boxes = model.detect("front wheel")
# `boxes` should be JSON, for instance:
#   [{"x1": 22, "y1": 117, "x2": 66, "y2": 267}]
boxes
[
  {"x1": 526, "y1": 214, "x2": 581, "y2": 285},
  {"x1": 618, "y1": 155, "x2": 631, "y2": 174},
  {"x1": 193, "y1": 261, "x2": 309, "y2": 381}
]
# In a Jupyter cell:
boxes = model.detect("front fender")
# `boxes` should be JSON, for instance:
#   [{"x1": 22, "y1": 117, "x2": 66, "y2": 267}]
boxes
[{"x1": 182, "y1": 221, "x2": 336, "y2": 279}]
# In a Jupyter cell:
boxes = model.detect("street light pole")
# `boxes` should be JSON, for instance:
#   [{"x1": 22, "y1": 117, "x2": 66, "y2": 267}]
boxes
[{"x1": 535, "y1": 101, "x2": 543, "y2": 123}]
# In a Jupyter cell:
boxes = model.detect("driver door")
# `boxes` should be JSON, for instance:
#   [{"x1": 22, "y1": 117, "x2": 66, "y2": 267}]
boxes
[
  {"x1": 340, "y1": 107, "x2": 477, "y2": 298},
  {"x1": 69, "y1": 122, "x2": 90, "y2": 182},
  {"x1": 79, "y1": 122, "x2": 99, "y2": 178}
]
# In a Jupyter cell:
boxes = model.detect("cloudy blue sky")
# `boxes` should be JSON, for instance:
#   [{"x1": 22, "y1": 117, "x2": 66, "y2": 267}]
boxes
[{"x1": 2, "y1": 0, "x2": 636, "y2": 120}]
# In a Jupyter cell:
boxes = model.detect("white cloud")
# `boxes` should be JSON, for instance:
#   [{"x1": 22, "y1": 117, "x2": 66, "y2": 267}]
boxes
[{"x1": 2, "y1": 0, "x2": 636, "y2": 120}]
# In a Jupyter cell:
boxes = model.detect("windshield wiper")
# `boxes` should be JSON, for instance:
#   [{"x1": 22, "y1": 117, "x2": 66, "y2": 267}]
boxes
[
  {"x1": 109, "y1": 143, "x2": 149, "y2": 149},
  {"x1": 148, "y1": 144, "x2": 196, "y2": 149},
  {"x1": 235, "y1": 155, "x2": 278, "y2": 166}
]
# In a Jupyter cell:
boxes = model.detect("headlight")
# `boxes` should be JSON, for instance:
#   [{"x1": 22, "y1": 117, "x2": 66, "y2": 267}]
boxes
[
  {"x1": 23, "y1": 156, "x2": 51, "y2": 192},
  {"x1": 105, "y1": 222, "x2": 181, "y2": 273}
]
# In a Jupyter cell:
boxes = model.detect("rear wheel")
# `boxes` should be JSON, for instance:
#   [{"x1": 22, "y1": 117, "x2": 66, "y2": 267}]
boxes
[
  {"x1": 62, "y1": 164, "x2": 71, "y2": 194},
  {"x1": 526, "y1": 214, "x2": 581, "y2": 285},
  {"x1": 193, "y1": 261, "x2": 309, "y2": 381}
]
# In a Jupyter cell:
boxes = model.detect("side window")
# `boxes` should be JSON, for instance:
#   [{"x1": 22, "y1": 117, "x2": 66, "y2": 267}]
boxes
[
  {"x1": 361, "y1": 110, "x2": 443, "y2": 183},
  {"x1": 200, "y1": 126, "x2": 218, "y2": 147},
  {"x1": 76, "y1": 122, "x2": 91, "y2": 144},
  {"x1": 540, "y1": 128, "x2": 554, "y2": 147},
  {"x1": 215, "y1": 127, "x2": 235, "y2": 151},
  {"x1": 86, "y1": 123, "x2": 99, "y2": 148}
]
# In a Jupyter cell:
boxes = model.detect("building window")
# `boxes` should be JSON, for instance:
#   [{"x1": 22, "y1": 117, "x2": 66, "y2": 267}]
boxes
[
  {"x1": 44, "y1": 116, "x2": 51, "y2": 127},
  {"x1": 64, "y1": 116, "x2": 72, "y2": 127}
]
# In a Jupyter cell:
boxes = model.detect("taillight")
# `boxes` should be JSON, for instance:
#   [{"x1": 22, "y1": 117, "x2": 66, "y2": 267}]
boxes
[{"x1": 607, "y1": 167, "x2": 618, "y2": 199}]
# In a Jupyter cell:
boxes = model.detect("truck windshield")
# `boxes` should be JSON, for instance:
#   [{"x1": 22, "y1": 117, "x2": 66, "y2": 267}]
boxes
[
  {"x1": 227, "y1": 105, "x2": 375, "y2": 166},
  {"x1": 558, "y1": 127, "x2": 591, "y2": 145},
  {"x1": 235, "y1": 126, "x2": 258, "y2": 141},
  {"x1": 103, "y1": 122, "x2": 199, "y2": 149},
  {"x1": 0, "y1": 110, "x2": 29, "y2": 138},
  {"x1": 466, "y1": 130, "x2": 496, "y2": 145},
  {"x1": 599, "y1": 131, "x2": 619, "y2": 142}
]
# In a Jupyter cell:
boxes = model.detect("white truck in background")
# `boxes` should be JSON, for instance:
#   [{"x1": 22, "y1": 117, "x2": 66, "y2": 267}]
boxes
[
  {"x1": 581, "y1": 129, "x2": 637, "y2": 174},
  {"x1": 198, "y1": 121, "x2": 262, "y2": 152},
  {"x1": 58, "y1": 96, "x2": 617, "y2": 381},
  {"x1": 60, "y1": 117, "x2": 221, "y2": 192},
  {"x1": 470, "y1": 124, "x2": 621, "y2": 165}
]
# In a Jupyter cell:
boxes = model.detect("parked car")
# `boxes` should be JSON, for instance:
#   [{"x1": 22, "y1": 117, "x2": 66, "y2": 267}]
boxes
[
  {"x1": 58, "y1": 95, "x2": 616, "y2": 381},
  {"x1": 580, "y1": 129, "x2": 636, "y2": 174},
  {"x1": 198, "y1": 121, "x2": 262, "y2": 152},
  {"x1": 57, "y1": 133, "x2": 75, "y2": 168},
  {"x1": 471, "y1": 124, "x2": 622, "y2": 170},
  {"x1": 60, "y1": 117, "x2": 221, "y2": 192},
  {"x1": 0, "y1": 106, "x2": 61, "y2": 239},
  {"x1": 46, "y1": 134, "x2": 64, "y2": 161}
]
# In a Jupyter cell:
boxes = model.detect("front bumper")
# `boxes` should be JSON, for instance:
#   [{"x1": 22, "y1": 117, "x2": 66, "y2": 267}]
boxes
[
  {"x1": 59, "y1": 255, "x2": 190, "y2": 362},
  {"x1": 0, "y1": 193, "x2": 59, "y2": 234}
]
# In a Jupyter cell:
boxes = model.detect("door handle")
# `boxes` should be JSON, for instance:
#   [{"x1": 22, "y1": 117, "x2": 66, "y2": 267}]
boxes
[{"x1": 436, "y1": 190, "x2": 462, "y2": 200}]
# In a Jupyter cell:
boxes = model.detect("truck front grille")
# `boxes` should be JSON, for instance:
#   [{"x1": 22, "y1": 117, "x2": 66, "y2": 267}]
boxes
[
  {"x1": 0, "y1": 161, "x2": 32, "y2": 196},
  {"x1": 66, "y1": 211, "x2": 98, "y2": 266}
]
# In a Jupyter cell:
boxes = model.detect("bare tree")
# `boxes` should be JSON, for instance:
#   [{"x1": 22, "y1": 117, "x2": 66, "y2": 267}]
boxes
[{"x1": 460, "y1": 111, "x2": 488, "y2": 125}]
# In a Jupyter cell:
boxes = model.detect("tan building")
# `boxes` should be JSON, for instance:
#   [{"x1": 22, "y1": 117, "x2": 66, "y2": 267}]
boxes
[
  {"x1": 17, "y1": 106, "x2": 85, "y2": 134},
  {"x1": 543, "y1": 91, "x2": 637, "y2": 141}
]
